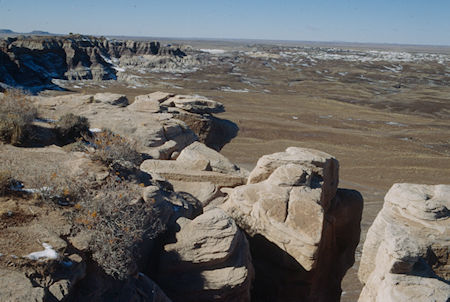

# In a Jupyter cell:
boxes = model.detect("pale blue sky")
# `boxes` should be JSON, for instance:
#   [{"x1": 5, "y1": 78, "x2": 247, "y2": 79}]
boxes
[{"x1": 1, "y1": 0, "x2": 449, "y2": 45}]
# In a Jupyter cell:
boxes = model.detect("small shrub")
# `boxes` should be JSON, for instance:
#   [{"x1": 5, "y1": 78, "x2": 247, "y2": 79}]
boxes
[
  {"x1": 74, "y1": 176, "x2": 164, "y2": 280},
  {"x1": 0, "y1": 89, "x2": 37, "y2": 145},
  {"x1": 56, "y1": 113, "x2": 90, "y2": 144},
  {"x1": 87, "y1": 129, "x2": 142, "y2": 167},
  {"x1": 0, "y1": 170, "x2": 12, "y2": 196}
]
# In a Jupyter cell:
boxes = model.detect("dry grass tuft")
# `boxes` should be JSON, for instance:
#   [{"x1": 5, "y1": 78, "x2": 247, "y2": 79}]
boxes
[{"x1": 0, "y1": 89, "x2": 37, "y2": 145}]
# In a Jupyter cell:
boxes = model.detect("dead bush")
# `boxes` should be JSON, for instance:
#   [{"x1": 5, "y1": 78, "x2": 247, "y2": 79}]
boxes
[
  {"x1": 86, "y1": 129, "x2": 142, "y2": 167},
  {"x1": 73, "y1": 176, "x2": 165, "y2": 280},
  {"x1": 0, "y1": 170, "x2": 12, "y2": 196},
  {"x1": 0, "y1": 89, "x2": 37, "y2": 145},
  {"x1": 56, "y1": 113, "x2": 90, "y2": 144}
]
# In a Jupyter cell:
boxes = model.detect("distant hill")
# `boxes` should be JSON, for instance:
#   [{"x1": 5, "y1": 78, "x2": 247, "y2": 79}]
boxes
[
  {"x1": 0, "y1": 29, "x2": 57, "y2": 36},
  {"x1": 0, "y1": 29, "x2": 15, "y2": 34},
  {"x1": 29, "y1": 30, "x2": 53, "y2": 35}
]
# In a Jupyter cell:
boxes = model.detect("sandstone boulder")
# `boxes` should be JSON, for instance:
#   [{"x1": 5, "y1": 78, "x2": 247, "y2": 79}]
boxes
[
  {"x1": 170, "y1": 95, "x2": 224, "y2": 114},
  {"x1": 177, "y1": 142, "x2": 246, "y2": 176},
  {"x1": 247, "y1": 146, "x2": 339, "y2": 210},
  {"x1": 222, "y1": 147, "x2": 362, "y2": 301},
  {"x1": 358, "y1": 183, "x2": 450, "y2": 302},
  {"x1": 223, "y1": 147, "x2": 339, "y2": 270},
  {"x1": 156, "y1": 208, "x2": 254, "y2": 302}
]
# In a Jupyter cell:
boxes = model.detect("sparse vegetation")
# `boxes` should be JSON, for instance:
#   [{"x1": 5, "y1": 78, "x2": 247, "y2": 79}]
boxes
[
  {"x1": 0, "y1": 170, "x2": 12, "y2": 196},
  {"x1": 0, "y1": 89, "x2": 37, "y2": 145},
  {"x1": 72, "y1": 176, "x2": 164, "y2": 280},
  {"x1": 56, "y1": 113, "x2": 90, "y2": 144},
  {"x1": 87, "y1": 129, "x2": 142, "y2": 167}
]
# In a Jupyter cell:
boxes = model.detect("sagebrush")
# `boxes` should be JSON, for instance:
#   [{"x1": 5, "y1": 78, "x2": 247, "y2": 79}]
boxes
[
  {"x1": 73, "y1": 176, "x2": 164, "y2": 280},
  {"x1": 56, "y1": 113, "x2": 90, "y2": 144},
  {"x1": 0, "y1": 89, "x2": 37, "y2": 145},
  {"x1": 86, "y1": 129, "x2": 142, "y2": 167}
]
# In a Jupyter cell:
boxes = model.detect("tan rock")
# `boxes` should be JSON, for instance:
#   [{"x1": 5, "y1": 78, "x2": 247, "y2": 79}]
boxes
[
  {"x1": 177, "y1": 141, "x2": 247, "y2": 176},
  {"x1": 247, "y1": 146, "x2": 339, "y2": 210},
  {"x1": 93, "y1": 92, "x2": 129, "y2": 107},
  {"x1": 128, "y1": 92, "x2": 174, "y2": 113},
  {"x1": 358, "y1": 183, "x2": 450, "y2": 302},
  {"x1": 157, "y1": 208, "x2": 253, "y2": 302},
  {"x1": 140, "y1": 159, "x2": 246, "y2": 188},
  {"x1": 0, "y1": 269, "x2": 45, "y2": 301},
  {"x1": 170, "y1": 94, "x2": 225, "y2": 114},
  {"x1": 223, "y1": 147, "x2": 339, "y2": 271},
  {"x1": 171, "y1": 180, "x2": 222, "y2": 207}
]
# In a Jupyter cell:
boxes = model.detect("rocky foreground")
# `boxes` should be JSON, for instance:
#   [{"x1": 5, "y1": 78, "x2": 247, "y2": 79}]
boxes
[{"x1": 0, "y1": 91, "x2": 448, "y2": 301}]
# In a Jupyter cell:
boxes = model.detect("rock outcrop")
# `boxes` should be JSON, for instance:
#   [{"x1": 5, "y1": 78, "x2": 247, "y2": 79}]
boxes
[
  {"x1": 156, "y1": 208, "x2": 254, "y2": 302},
  {"x1": 34, "y1": 91, "x2": 237, "y2": 157},
  {"x1": 0, "y1": 35, "x2": 189, "y2": 91},
  {"x1": 0, "y1": 89, "x2": 367, "y2": 301},
  {"x1": 129, "y1": 92, "x2": 239, "y2": 151},
  {"x1": 358, "y1": 183, "x2": 450, "y2": 302},
  {"x1": 140, "y1": 142, "x2": 248, "y2": 207},
  {"x1": 222, "y1": 146, "x2": 363, "y2": 301}
]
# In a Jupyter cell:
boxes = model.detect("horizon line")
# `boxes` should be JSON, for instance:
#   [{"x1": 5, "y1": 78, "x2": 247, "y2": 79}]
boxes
[{"x1": 2, "y1": 28, "x2": 450, "y2": 48}]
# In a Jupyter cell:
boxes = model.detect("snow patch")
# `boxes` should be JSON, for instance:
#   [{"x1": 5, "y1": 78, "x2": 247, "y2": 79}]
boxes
[
  {"x1": 26, "y1": 243, "x2": 58, "y2": 261},
  {"x1": 385, "y1": 121, "x2": 406, "y2": 127},
  {"x1": 200, "y1": 49, "x2": 226, "y2": 54},
  {"x1": 220, "y1": 87, "x2": 249, "y2": 93}
]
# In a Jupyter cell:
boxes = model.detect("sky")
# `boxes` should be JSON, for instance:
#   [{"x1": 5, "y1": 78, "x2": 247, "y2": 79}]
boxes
[{"x1": 0, "y1": 0, "x2": 449, "y2": 46}]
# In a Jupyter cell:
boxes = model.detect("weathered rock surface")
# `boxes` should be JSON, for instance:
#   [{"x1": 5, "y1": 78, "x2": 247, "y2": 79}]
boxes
[
  {"x1": 128, "y1": 92, "x2": 238, "y2": 151},
  {"x1": 140, "y1": 142, "x2": 248, "y2": 206},
  {"x1": 222, "y1": 146, "x2": 362, "y2": 301},
  {"x1": 33, "y1": 92, "x2": 237, "y2": 158},
  {"x1": 0, "y1": 269, "x2": 46, "y2": 301},
  {"x1": 223, "y1": 147, "x2": 339, "y2": 269},
  {"x1": 93, "y1": 92, "x2": 129, "y2": 107},
  {"x1": 358, "y1": 183, "x2": 450, "y2": 302},
  {"x1": 33, "y1": 93, "x2": 198, "y2": 159},
  {"x1": 170, "y1": 95, "x2": 224, "y2": 114},
  {"x1": 128, "y1": 92, "x2": 174, "y2": 113},
  {"x1": 156, "y1": 208, "x2": 254, "y2": 302}
]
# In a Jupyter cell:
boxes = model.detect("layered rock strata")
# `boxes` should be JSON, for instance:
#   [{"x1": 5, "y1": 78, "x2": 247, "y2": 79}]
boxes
[{"x1": 0, "y1": 35, "x2": 188, "y2": 91}]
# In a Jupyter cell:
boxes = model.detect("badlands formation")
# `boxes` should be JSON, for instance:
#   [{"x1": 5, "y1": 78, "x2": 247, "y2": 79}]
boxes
[{"x1": 0, "y1": 35, "x2": 449, "y2": 301}]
